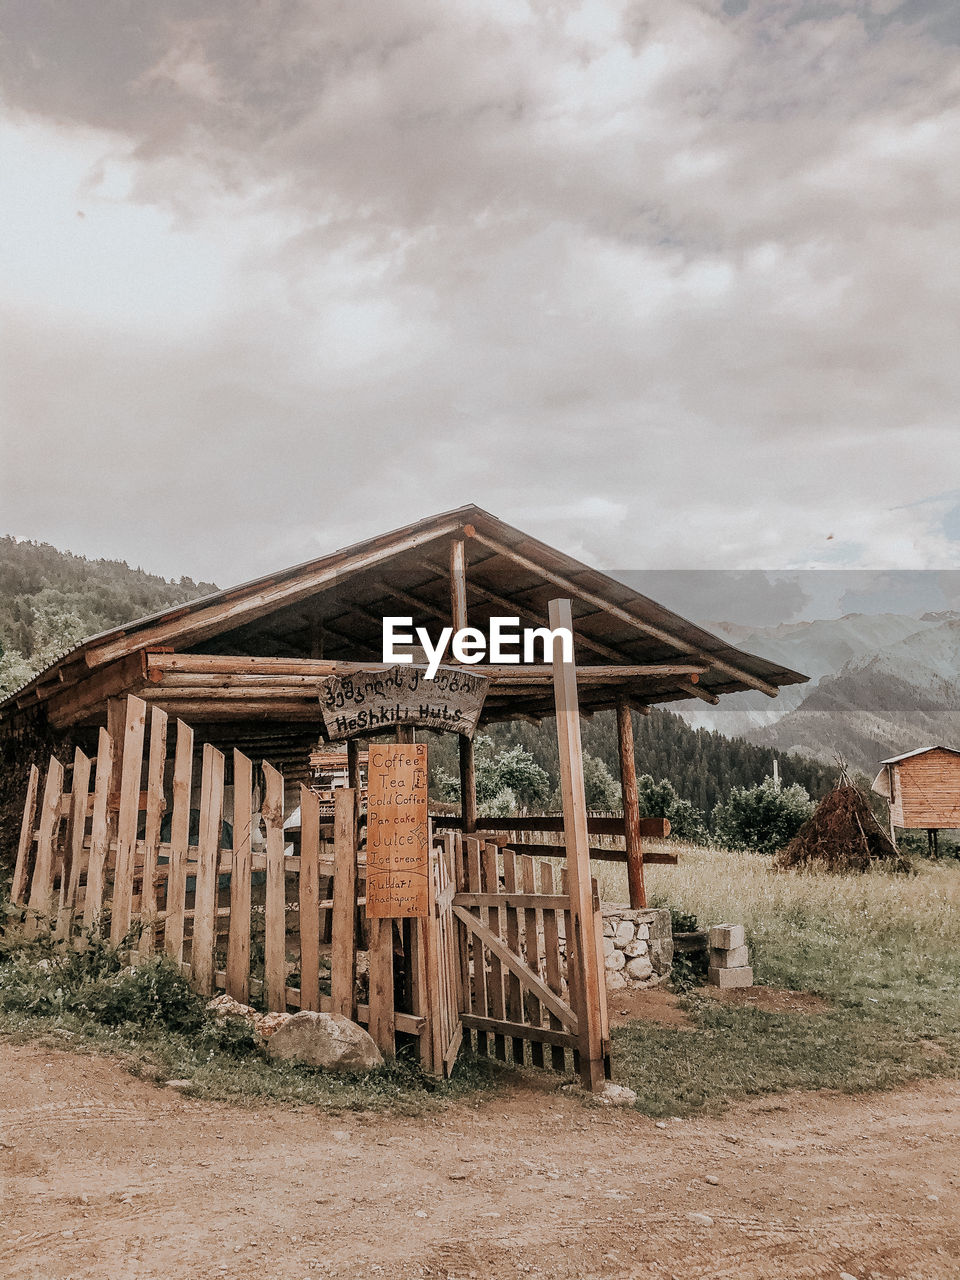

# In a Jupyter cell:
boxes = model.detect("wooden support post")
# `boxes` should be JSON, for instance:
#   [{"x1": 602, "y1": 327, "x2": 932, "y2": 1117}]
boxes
[
  {"x1": 549, "y1": 598, "x2": 609, "y2": 1093},
  {"x1": 459, "y1": 734, "x2": 477, "y2": 834},
  {"x1": 450, "y1": 536, "x2": 478, "y2": 833},
  {"x1": 616, "y1": 695, "x2": 646, "y2": 910},
  {"x1": 347, "y1": 737, "x2": 362, "y2": 793}
]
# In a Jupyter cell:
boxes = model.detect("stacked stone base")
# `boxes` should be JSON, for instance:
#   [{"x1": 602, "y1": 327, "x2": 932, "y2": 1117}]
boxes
[
  {"x1": 601, "y1": 907, "x2": 673, "y2": 990},
  {"x1": 707, "y1": 923, "x2": 753, "y2": 987}
]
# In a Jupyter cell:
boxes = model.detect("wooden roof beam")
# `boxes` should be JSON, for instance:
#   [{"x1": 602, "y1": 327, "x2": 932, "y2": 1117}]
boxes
[
  {"x1": 421, "y1": 555, "x2": 629, "y2": 665},
  {"x1": 465, "y1": 529, "x2": 781, "y2": 698}
]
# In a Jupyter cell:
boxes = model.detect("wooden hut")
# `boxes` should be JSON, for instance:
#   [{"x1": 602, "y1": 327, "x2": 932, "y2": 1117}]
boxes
[
  {"x1": 871, "y1": 747, "x2": 960, "y2": 850},
  {"x1": 1, "y1": 504, "x2": 807, "y2": 887}
]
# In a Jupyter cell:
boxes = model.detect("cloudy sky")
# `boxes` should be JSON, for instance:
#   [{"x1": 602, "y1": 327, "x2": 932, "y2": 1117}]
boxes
[{"x1": 1, "y1": 0, "x2": 959, "y2": 588}]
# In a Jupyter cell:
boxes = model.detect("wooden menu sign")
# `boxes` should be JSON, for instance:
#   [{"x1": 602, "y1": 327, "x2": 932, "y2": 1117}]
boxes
[
  {"x1": 318, "y1": 664, "x2": 488, "y2": 741},
  {"x1": 365, "y1": 742, "x2": 429, "y2": 918}
]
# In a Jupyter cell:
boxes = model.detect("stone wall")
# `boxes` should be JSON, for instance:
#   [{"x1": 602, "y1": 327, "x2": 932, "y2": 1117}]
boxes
[{"x1": 601, "y1": 906, "x2": 673, "y2": 991}]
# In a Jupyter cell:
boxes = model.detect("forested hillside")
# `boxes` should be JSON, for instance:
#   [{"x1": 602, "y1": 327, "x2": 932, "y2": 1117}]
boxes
[
  {"x1": 0, "y1": 536, "x2": 216, "y2": 695},
  {"x1": 429, "y1": 706, "x2": 835, "y2": 823}
]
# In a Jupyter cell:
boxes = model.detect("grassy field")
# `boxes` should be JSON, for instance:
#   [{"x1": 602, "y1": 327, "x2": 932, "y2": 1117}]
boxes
[
  {"x1": 3, "y1": 845, "x2": 960, "y2": 1116},
  {"x1": 605, "y1": 842, "x2": 960, "y2": 1114}
]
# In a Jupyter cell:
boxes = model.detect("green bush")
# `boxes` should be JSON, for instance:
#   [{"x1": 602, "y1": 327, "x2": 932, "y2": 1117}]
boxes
[
  {"x1": 712, "y1": 778, "x2": 815, "y2": 855},
  {"x1": 636, "y1": 775, "x2": 709, "y2": 843}
]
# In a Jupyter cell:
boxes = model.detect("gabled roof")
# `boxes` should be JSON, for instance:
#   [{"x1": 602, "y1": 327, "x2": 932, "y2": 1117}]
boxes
[
  {"x1": 1, "y1": 504, "x2": 808, "y2": 725},
  {"x1": 880, "y1": 746, "x2": 960, "y2": 765}
]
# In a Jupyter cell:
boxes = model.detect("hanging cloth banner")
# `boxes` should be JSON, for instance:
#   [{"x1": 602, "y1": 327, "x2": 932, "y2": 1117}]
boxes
[
  {"x1": 317, "y1": 664, "x2": 488, "y2": 741},
  {"x1": 365, "y1": 742, "x2": 429, "y2": 918}
]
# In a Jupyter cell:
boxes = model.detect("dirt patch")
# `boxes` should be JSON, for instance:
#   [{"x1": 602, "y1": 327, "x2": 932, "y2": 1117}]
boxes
[
  {"x1": 3, "y1": 1038, "x2": 959, "y2": 1279},
  {"x1": 607, "y1": 985, "x2": 695, "y2": 1028},
  {"x1": 701, "y1": 984, "x2": 832, "y2": 1014}
]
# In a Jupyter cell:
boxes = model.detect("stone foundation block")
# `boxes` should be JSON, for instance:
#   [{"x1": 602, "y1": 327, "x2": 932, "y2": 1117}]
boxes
[
  {"x1": 708, "y1": 923, "x2": 745, "y2": 951},
  {"x1": 708, "y1": 964, "x2": 753, "y2": 988},
  {"x1": 710, "y1": 945, "x2": 749, "y2": 969},
  {"x1": 605, "y1": 950, "x2": 625, "y2": 971}
]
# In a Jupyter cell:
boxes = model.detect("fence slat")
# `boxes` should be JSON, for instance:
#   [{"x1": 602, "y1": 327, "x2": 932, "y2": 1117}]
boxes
[
  {"x1": 225, "y1": 750, "x2": 253, "y2": 1002},
  {"x1": 330, "y1": 788, "x2": 358, "y2": 1019},
  {"x1": 262, "y1": 762, "x2": 287, "y2": 1012},
  {"x1": 464, "y1": 837, "x2": 488, "y2": 1056},
  {"x1": 298, "y1": 784, "x2": 322, "y2": 1012},
  {"x1": 520, "y1": 854, "x2": 545, "y2": 1068},
  {"x1": 25, "y1": 756, "x2": 65, "y2": 936},
  {"x1": 139, "y1": 707, "x2": 168, "y2": 955},
  {"x1": 164, "y1": 719, "x2": 194, "y2": 963},
  {"x1": 501, "y1": 847, "x2": 525, "y2": 1062},
  {"x1": 539, "y1": 861, "x2": 567, "y2": 1072},
  {"x1": 110, "y1": 696, "x2": 148, "y2": 945},
  {"x1": 481, "y1": 842, "x2": 507, "y2": 1062},
  {"x1": 11, "y1": 764, "x2": 40, "y2": 905},
  {"x1": 191, "y1": 744, "x2": 224, "y2": 995},
  {"x1": 366, "y1": 916, "x2": 396, "y2": 1058},
  {"x1": 56, "y1": 748, "x2": 93, "y2": 941},
  {"x1": 83, "y1": 730, "x2": 114, "y2": 931}
]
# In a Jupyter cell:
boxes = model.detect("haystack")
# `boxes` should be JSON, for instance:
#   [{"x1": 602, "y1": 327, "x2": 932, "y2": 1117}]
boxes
[{"x1": 777, "y1": 776, "x2": 910, "y2": 874}]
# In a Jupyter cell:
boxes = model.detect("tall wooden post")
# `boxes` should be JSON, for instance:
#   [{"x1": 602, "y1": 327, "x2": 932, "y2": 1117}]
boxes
[
  {"x1": 616, "y1": 696, "x2": 646, "y2": 909},
  {"x1": 549, "y1": 598, "x2": 608, "y2": 1092},
  {"x1": 450, "y1": 536, "x2": 478, "y2": 833}
]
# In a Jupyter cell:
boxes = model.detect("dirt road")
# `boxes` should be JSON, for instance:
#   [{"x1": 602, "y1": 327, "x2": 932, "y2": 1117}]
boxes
[{"x1": 1, "y1": 1040, "x2": 957, "y2": 1280}]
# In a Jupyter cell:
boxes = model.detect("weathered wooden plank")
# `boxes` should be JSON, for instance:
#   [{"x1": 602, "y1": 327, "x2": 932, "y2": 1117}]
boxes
[
  {"x1": 366, "y1": 917, "x2": 396, "y2": 1058},
  {"x1": 110, "y1": 696, "x2": 148, "y2": 945},
  {"x1": 463, "y1": 836, "x2": 488, "y2": 1055},
  {"x1": 262, "y1": 762, "x2": 287, "y2": 1012},
  {"x1": 56, "y1": 748, "x2": 93, "y2": 941},
  {"x1": 539, "y1": 861, "x2": 567, "y2": 1072},
  {"x1": 441, "y1": 814, "x2": 671, "y2": 838},
  {"x1": 25, "y1": 757, "x2": 65, "y2": 936},
  {"x1": 192, "y1": 744, "x2": 224, "y2": 996},
  {"x1": 11, "y1": 764, "x2": 39, "y2": 905},
  {"x1": 501, "y1": 846, "x2": 524, "y2": 1062},
  {"x1": 520, "y1": 854, "x2": 544, "y2": 1067},
  {"x1": 83, "y1": 730, "x2": 114, "y2": 931},
  {"x1": 298, "y1": 784, "x2": 322, "y2": 1012},
  {"x1": 453, "y1": 891, "x2": 570, "y2": 911},
  {"x1": 164, "y1": 719, "x2": 194, "y2": 962},
  {"x1": 139, "y1": 706, "x2": 168, "y2": 954},
  {"x1": 225, "y1": 750, "x2": 253, "y2": 1003},
  {"x1": 330, "y1": 787, "x2": 358, "y2": 1019},
  {"x1": 481, "y1": 842, "x2": 507, "y2": 1062},
  {"x1": 460, "y1": 1014, "x2": 577, "y2": 1049}
]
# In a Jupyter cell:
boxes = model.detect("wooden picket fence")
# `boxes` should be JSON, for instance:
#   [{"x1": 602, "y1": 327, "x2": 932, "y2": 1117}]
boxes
[
  {"x1": 10, "y1": 695, "x2": 609, "y2": 1079},
  {"x1": 9, "y1": 696, "x2": 435, "y2": 1060}
]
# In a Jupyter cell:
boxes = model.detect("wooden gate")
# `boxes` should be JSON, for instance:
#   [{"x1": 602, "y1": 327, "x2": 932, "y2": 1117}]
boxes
[{"x1": 445, "y1": 830, "x2": 609, "y2": 1075}]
